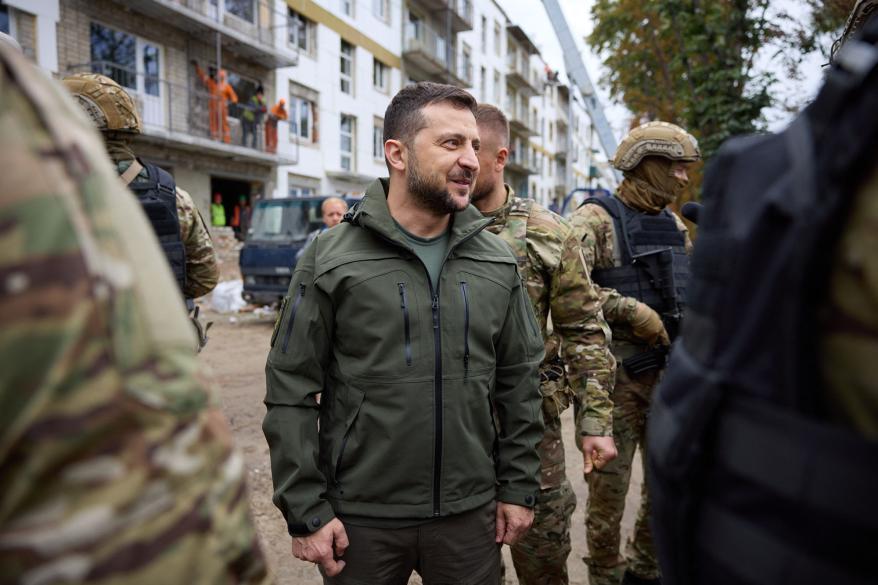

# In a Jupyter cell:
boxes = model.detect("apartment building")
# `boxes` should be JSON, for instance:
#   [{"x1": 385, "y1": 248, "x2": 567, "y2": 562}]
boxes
[
  {"x1": 275, "y1": 0, "x2": 402, "y2": 197},
  {"x1": 44, "y1": 0, "x2": 297, "y2": 221},
  {"x1": 9, "y1": 0, "x2": 616, "y2": 209}
]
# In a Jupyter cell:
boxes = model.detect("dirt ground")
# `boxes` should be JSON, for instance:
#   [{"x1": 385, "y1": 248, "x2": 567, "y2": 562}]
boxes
[{"x1": 200, "y1": 308, "x2": 643, "y2": 585}]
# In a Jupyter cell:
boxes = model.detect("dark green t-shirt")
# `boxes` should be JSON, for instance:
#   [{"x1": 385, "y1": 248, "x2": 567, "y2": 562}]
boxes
[{"x1": 394, "y1": 220, "x2": 450, "y2": 291}]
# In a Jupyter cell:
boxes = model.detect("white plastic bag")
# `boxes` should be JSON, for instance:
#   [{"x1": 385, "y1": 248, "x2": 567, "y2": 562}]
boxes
[{"x1": 210, "y1": 280, "x2": 247, "y2": 313}]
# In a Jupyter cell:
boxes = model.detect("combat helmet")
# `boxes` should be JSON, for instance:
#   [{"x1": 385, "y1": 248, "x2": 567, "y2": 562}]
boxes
[
  {"x1": 62, "y1": 73, "x2": 142, "y2": 134},
  {"x1": 831, "y1": 0, "x2": 878, "y2": 61},
  {"x1": 612, "y1": 121, "x2": 701, "y2": 172}
]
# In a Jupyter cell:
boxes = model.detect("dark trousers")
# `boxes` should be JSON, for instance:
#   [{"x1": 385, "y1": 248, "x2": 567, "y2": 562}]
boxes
[
  {"x1": 324, "y1": 502, "x2": 501, "y2": 585},
  {"x1": 242, "y1": 120, "x2": 257, "y2": 148}
]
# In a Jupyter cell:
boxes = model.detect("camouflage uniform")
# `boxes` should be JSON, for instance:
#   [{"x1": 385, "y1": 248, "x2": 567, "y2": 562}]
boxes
[
  {"x1": 483, "y1": 186, "x2": 615, "y2": 585},
  {"x1": 0, "y1": 44, "x2": 269, "y2": 584},
  {"x1": 569, "y1": 123, "x2": 697, "y2": 585}
]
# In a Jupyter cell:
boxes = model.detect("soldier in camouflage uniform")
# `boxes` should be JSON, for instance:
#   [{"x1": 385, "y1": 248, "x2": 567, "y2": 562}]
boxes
[
  {"x1": 62, "y1": 73, "x2": 220, "y2": 300},
  {"x1": 472, "y1": 104, "x2": 618, "y2": 585},
  {"x1": 569, "y1": 122, "x2": 700, "y2": 585},
  {"x1": 0, "y1": 42, "x2": 269, "y2": 584}
]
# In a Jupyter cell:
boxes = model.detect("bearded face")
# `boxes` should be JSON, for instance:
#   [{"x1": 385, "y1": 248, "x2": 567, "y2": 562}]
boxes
[{"x1": 406, "y1": 143, "x2": 475, "y2": 215}]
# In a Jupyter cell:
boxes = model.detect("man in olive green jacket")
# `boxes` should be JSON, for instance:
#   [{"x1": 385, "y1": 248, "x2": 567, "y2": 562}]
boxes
[{"x1": 263, "y1": 82, "x2": 545, "y2": 584}]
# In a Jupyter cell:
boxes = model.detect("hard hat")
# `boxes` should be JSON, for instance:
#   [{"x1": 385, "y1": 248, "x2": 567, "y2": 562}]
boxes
[
  {"x1": 61, "y1": 72, "x2": 142, "y2": 134},
  {"x1": 612, "y1": 121, "x2": 701, "y2": 172}
]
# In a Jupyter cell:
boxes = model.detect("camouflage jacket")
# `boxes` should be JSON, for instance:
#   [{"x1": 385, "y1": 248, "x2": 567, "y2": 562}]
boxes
[
  {"x1": 569, "y1": 199, "x2": 692, "y2": 353},
  {"x1": 483, "y1": 187, "x2": 615, "y2": 437},
  {"x1": 0, "y1": 45, "x2": 269, "y2": 584},
  {"x1": 118, "y1": 159, "x2": 220, "y2": 299},
  {"x1": 822, "y1": 165, "x2": 878, "y2": 438}
]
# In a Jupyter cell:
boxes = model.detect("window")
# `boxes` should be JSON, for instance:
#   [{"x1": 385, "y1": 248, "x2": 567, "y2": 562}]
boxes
[
  {"x1": 479, "y1": 66, "x2": 486, "y2": 100},
  {"x1": 290, "y1": 96, "x2": 314, "y2": 142},
  {"x1": 480, "y1": 16, "x2": 487, "y2": 53},
  {"x1": 373, "y1": 58, "x2": 389, "y2": 93},
  {"x1": 340, "y1": 40, "x2": 354, "y2": 95},
  {"x1": 549, "y1": 122, "x2": 554, "y2": 142},
  {"x1": 142, "y1": 44, "x2": 160, "y2": 96},
  {"x1": 225, "y1": 0, "x2": 254, "y2": 23},
  {"x1": 340, "y1": 114, "x2": 356, "y2": 171},
  {"x1": 288, "y1": 8, "x2": 315, "y2": 54},
  {"x1": 493, "y1": 21, "x2": 501, "y2": 56},
  {"x1": 289, "y1": 185, "x2": 316, "y2": 198},
  {"x1": 373, "y1": 0, "x2": 389, "y2": 22},
  {"x1": 493, "y1": 70, "x2": 501, "y2": 103},
  {"x1": 462, "y1": 43, "x2": 472, "y2": 87},
  {"x1": 0, "y1": 5, "x2": 10, "y2": 35},
  {"x1": 90, "y1": 23, "x2": 136, "y2": 89},
  {"x1": 341, "y1": 0, "x2": 353, "y2": 17},
  {"x1": 373, "y1": 118, "x2": 384, "y2": 160}
]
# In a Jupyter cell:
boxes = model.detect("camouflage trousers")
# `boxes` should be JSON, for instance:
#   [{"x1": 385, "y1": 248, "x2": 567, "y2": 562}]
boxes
[
  {"x1": 510, "y1": 413, "x2": 577, "y2": 585},
  {"x1": 584, "y1": 365, "x2": 660, "y2": 585}
]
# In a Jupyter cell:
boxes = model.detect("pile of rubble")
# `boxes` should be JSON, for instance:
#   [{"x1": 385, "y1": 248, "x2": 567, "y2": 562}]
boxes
[{"x1": 210, "y1": 226, "x2": 242, "y2": 282}]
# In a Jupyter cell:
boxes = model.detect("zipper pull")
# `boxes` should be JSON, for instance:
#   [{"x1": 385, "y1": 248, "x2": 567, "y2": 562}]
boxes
[
  {"x1": 398, "y1": 283, "x2": 406, "y2": 307},
  {"x1": 431, "y1": 294, "x2": 440, "y2": 329}
]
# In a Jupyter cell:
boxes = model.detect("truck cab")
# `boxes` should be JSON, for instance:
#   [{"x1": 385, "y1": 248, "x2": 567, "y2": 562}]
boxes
[{"x1": 239, "y1": 196, "x2": 357, "y2": 305}]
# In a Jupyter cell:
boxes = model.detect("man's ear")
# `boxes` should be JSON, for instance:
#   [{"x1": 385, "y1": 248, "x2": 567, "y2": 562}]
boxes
[
  {"x1": 385, "y1": 139, "x2": 406, "y2": 173},
  {"x1": 496, "y1": 146, "x2": 509, "y2": 172}
]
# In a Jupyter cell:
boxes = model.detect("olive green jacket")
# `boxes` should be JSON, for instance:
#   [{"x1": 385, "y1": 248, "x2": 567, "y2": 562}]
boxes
[{"x1": 263, "y1": 179, "x2": 544, "y2": 535}]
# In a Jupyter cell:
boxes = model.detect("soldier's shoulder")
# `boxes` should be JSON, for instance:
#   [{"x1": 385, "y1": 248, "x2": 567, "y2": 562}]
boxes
[{"x1": 569, "y1": 199, "x2": 612, "y2": 230}]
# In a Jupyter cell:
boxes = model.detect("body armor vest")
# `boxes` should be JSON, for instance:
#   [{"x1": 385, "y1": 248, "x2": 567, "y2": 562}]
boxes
[
  {"x1": 647, "y1": 22, "x2": 878, "y2": 585},
  {"x1": 127, "y1": 161, "x2": 187, "y2": 293},
  {"x1": 583, "y1": 194, "x2": 689, "y2": 318}
]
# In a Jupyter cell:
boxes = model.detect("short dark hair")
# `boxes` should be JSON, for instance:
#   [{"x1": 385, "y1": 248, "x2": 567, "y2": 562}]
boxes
[
  {"x1": 384, "y1": 82, "x2": 477, "y2": 148},
  {"x1": 474, "y1": 103, "x2": 509, "y2": 147}
]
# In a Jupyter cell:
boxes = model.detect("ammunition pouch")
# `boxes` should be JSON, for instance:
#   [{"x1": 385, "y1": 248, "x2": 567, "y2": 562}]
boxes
[{"x1": 539, "y1": 356, "x2": 572, "y2": 420}]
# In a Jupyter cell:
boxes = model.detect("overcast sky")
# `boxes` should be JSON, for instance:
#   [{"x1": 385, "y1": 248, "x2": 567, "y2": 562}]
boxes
[{"x1": 495, "y1": 0, "x2": 828, "y2": 142}]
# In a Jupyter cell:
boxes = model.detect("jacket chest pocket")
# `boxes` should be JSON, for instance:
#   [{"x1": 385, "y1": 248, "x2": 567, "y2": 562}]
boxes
[
  {"x1": 449, "y1": 269, "x2": 513, "y2": 374},
  {"x1": 333, "y1": 269, "x2": 426, "y2": 377},
  {"x1": 271, "y1": 283, "x2": 307, "y2": 352}
]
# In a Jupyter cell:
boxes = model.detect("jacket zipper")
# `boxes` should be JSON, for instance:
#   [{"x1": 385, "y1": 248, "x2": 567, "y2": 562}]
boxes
[
  {"x1": 398, "y1": 282, "x2": 413, "y2": 366},
  {"x1": 429, "y1": 283, "x2": 442, "y2": 516},
  {"x1": 371, "y1": 221, "x2": 494, "y2": 517},
  {"x1": 460, "y1": 281, "x2": 470, "y2": 379},
  {"x1": 281, "y1": 283, "x2": 306, "y2": 353}
]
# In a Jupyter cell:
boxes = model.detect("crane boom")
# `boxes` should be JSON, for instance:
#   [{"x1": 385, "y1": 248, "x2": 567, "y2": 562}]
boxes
[{"x1": 541, "y1": 0, "x2": 619, "y2": 167}]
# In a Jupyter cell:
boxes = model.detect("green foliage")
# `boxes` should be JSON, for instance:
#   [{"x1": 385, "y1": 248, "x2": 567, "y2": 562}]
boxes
[{"x1": 589, "y1": 0, "x2": 787, "y2": 161}]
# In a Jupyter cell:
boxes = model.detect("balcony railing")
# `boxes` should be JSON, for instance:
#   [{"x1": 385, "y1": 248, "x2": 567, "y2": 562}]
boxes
[
  {"x1": 403, "y1": 24, "x2": 469, "y2": 87},
  {"x1": 112, "y1": 0, "x2": 297, "y2": 68},
  {"x1": 449, "y1": 0, "x2": 473, "y2": 29},
  {"x1": 69, "y1": 62, "x2": 288, "y2": 158}
]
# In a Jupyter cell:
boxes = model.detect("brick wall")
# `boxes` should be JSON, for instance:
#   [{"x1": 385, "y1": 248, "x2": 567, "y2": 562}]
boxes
[{"x1": 13, "y1": 10, "x2": 37, "y2": 62}]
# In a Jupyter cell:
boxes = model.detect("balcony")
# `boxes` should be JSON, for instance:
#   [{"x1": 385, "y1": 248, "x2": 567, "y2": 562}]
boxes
[
  {"x1": 505, "y1": 148, "x2": 536, "y2": 176},
  {"x1": 409, "y1": 0, "x2": 474, "y2": 32},
  {"x1": 69, "y1": 62, "x2": 296, "y2": 166},
  {"x1": 403, "y1": 24, "x2": 469, "y2": 87},
  {"x1": 109, "y1": 0, "x2": 298, "y2": 68},
  {"x1": 554, "y1": 135, "x2": 568, "y2": 160},
  {"x1": 506, "y1": 105, "x2": 538, "y2": 137},
  {"x1": 506, "y1": 53, "x2": 540, "y2": 97}
]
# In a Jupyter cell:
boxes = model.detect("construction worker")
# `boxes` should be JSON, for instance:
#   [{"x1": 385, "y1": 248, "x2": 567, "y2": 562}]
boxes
[
  {"x1": 266, "y1": 98, "x2": 287, "y2": 153},
  {"x1": 212, "y1": 192, "x2": 227, "y2": 226},
  {"x1": 192, "y1": 61, "x2": 238, "y2": 144}
]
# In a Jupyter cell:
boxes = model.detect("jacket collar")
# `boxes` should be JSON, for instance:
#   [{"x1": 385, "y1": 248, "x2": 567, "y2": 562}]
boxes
[{"x1": 350, "y1": 178, "x2": 494, "y2": 252}]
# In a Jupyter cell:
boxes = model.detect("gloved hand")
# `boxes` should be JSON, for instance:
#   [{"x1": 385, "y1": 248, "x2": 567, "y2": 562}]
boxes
[{"x1": 630, "y1": 302, "x2": 670, "y2": 347}]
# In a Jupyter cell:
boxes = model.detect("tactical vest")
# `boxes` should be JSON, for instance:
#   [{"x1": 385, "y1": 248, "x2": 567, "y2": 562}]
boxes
[
  {"x1": 126, "y1": 161, "x2": 187, "y2": 293},
  {"x1": 648, "y1": 21, "x2": 878, "y2": 585},
  {"x1": 583, "y1": 194, "x2": 689, "y2": 318}
]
